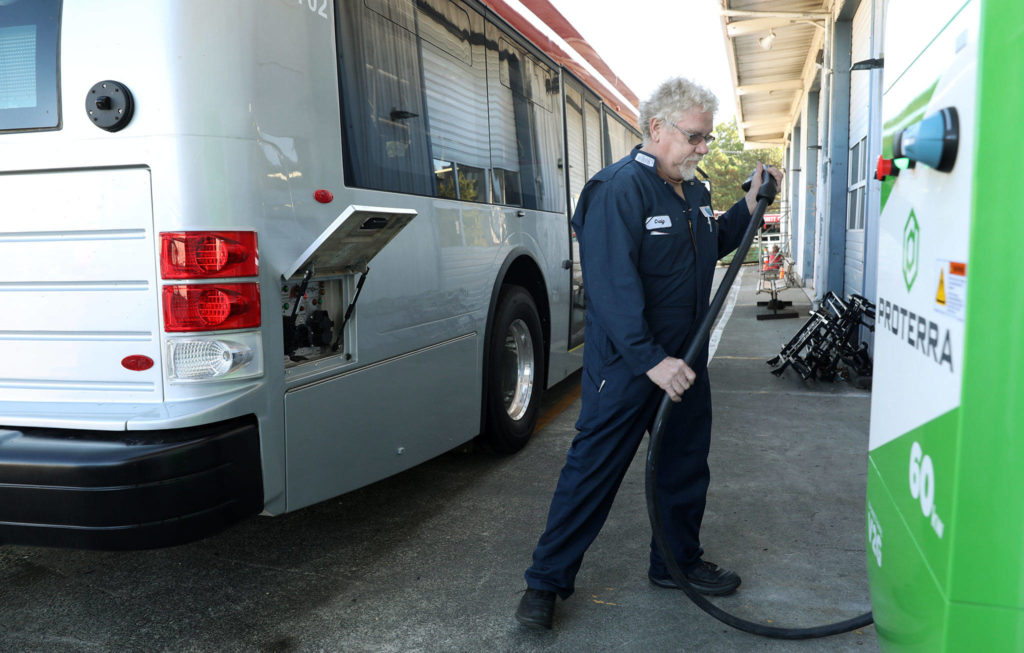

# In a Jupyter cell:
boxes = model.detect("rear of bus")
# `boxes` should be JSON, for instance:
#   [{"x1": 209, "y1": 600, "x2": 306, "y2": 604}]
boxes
[
  {"x1": 0, "y1": 1, "x2": 344, "y2": 549},
  {"x1": 0, "y1": 0, "x2": 595, "y2": 550}
]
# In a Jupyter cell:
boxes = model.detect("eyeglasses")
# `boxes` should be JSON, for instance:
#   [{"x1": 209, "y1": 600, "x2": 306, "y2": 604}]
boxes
[{"x1": 669, "y1": 122, "x2": 715, "y2": 146}]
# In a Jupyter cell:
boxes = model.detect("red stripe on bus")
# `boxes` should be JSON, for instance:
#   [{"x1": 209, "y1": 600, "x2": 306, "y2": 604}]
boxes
[
  {"x1": 519, "y1": 0, "x2": 640, "y2": 109},
  {"x1": 480, "y1": 0, "x2": 639, "y2": 126}
]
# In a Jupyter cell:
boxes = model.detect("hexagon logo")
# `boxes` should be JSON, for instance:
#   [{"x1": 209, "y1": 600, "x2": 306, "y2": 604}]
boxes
[{"x1": 903, "y1": 210, "x2": 920, "y2": 291}]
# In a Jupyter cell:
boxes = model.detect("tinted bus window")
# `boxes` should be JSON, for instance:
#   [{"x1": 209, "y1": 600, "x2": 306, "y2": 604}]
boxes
[
  {"x1": 584, "y1": 100, "x2": 603, "y2": 178},
  {"x1": 604, "y1": 109, "x2": 638, "y2": 163},
  {"x1": 564, "y1": 84, "x2": 586, "y2": 203},
  {"x1": 488, "y1": 31, "x2": 564, "y2": 212},
  {"x1": 565, "y1": 78, "x2": 604, "y2": 208},
  {"x1": 336, "y1": 0, "x2": 434, "y2": 195},
  {"x1": 340, "y1": 0, "x2": 555, "y2": 207},
  {"x1": 0, "y1": 0, "x2": 61, "y2": 132},
  {"x1": 418, "y1": 0, "x2": 491, "y2": 202}
]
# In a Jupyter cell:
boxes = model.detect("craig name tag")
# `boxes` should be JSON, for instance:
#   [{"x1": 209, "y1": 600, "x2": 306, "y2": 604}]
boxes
[{"x1": 645, "y1": 215, "x2": 672, "y2": 230}]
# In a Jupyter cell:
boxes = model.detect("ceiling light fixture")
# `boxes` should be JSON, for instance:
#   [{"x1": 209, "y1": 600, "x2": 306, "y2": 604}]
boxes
[{"x1": 759, "y1": 29, "x2": 776, "y2": 51}]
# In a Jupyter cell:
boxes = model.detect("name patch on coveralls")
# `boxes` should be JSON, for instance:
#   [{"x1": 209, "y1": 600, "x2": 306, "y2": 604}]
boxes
[
  {"x1": 645, "y1": 215, "x2": 672, "y2": 230},
  {"x1": 635, "y1": 152, "x2": 656, "y2": 167}
]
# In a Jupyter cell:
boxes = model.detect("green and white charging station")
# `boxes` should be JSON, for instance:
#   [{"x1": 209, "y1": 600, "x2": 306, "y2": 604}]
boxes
[{"x1": 867, "y1": 0, "x2": 1024, "y2": 649}]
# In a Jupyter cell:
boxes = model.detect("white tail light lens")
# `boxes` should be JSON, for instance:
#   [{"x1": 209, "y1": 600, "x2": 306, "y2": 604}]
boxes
[{"x1": 166, "y1": 332, "x2": 263, "y2": 382}]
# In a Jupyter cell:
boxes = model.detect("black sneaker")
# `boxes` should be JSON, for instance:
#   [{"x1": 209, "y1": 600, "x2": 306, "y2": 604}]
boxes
[
  {"x1": 515, "y1": 588, "x2": 556, "y2": 629},
  {"x1": 649, "y1": 561, "x2": 741, "y2": 596}
]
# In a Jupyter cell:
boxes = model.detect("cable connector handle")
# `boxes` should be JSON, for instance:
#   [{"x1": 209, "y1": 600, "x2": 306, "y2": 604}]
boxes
[{"x1": 741, "y1": 169, "x2": 779, "y2": 203}]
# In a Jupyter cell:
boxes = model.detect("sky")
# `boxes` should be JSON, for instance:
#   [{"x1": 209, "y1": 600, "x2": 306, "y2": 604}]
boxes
[{"x1": 542, "y1": 0, "x2": 738, "y2": 123}]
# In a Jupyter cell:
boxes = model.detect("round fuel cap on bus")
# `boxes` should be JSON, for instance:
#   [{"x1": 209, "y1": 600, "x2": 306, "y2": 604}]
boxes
[{"x1": 86, "y1": 81, "x2": 135, "y2": 132}]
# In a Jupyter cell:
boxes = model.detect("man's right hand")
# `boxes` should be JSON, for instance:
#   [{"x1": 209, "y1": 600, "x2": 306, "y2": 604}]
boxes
[{"x1": 646, "y1": 356, "x2": 696, "y2": 402}]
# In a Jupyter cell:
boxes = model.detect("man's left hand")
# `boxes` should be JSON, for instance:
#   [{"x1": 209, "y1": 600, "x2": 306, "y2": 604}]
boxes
[{"x1": 744, "y1": 162, "x2": 784, "y2": 214}]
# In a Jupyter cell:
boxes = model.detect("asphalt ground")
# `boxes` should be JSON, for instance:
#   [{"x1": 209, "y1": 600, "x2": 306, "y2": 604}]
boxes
[{"x1": 0, "y1": 266, "x2": 877, "y2": 652}]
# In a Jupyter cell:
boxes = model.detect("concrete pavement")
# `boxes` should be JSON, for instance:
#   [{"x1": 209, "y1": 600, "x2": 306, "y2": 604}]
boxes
[{"x1": 0, "y1": 267, "x2": 876, "y2": 652}]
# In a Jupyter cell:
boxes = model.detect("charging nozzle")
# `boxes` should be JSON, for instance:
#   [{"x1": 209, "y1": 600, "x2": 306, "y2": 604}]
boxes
[
  {"x1": 893, "y1": 107, "x2": 959, "y2": 173},
  {"x1": 741, "y1": 168, "x2": 780, "y2": 204}
]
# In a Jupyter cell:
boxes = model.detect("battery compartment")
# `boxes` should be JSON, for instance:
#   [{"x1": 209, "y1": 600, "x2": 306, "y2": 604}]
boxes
[
  {"x1": 278, "y1": 205, "x2": 417, "y2": 370},
  {"x1": 280, "y1": 275, "x2": 356, "y2": 368}
]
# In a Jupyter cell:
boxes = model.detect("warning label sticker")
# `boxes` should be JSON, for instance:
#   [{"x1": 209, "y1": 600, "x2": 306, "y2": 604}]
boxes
[{"x1": 934, "y1": 259, "x2": 967, "y2": 321}]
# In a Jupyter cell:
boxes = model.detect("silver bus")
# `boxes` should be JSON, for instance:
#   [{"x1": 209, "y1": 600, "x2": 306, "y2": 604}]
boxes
[{"x1": 0, "y1": 0, "x2": 639, "y2": 549}]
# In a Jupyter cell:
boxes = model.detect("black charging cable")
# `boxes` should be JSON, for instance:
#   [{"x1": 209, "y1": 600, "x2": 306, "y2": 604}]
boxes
[{"x1": 644, "y1": 170, "x2": 874, "y2": 639}]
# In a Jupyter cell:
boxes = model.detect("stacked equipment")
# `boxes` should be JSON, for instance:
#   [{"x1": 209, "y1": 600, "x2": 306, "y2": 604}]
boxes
[{"x1": 767, "y1": 292, "x2": 875, "y2": 382}]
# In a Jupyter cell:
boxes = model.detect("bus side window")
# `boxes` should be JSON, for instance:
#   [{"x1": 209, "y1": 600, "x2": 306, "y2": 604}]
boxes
[
  {"x1": 337, "y1": 0, "x2": 564, "y2": 211},
  {"x1": 492, "y1": 168, "x2": 522, "y2": 206},
  {"x1": 418, "y1": 0, "x2": 491, "y2": 204},
  {"x1": 487, "y1": 28, "x2": 564, "y2": 213},
  {"x1": 584, "y1": 100, "x2": 603, "y2": 179},
  {"x1": 434, "y1": 159, "x2": 457, "y2": 199},
  {"x1": 565, "y1": 84, "x2": 586, "y2": 204},
  {"x1": 603, "y1": 109, "x2": 638, "y2": 165},
  {"x1": 456, "y1": 164, "x2": 488, "y2": 202},
  {"x1": 336, "y1": 0, "x2": 434, "y2": 195}
]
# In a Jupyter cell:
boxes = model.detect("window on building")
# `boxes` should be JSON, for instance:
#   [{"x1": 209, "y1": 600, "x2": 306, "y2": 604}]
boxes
[{"x1": 847, "y1": 137, "x2": 867, "y2": 230}]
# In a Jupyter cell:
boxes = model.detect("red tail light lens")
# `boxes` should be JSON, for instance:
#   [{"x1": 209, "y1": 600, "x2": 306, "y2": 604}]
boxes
[
  {"x1": 160, "y1": 231, "x2": 259, "y2": 279},
  {"x1": 162, "y1": 283, "x2": 261, "y2": 332}
]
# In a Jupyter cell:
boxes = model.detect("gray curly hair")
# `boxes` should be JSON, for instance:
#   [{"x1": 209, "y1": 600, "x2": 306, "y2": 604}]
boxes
[{"x1": 639, "y1": 77, "x2": 719, "y2": 144}]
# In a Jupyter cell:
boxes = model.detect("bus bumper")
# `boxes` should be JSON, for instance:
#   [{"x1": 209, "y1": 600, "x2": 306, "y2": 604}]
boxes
[{"x1": 0, "y1": 416, "x2": 263, "y2": 550}]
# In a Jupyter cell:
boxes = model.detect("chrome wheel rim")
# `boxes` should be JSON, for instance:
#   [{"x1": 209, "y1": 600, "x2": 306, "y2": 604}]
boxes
[{"x1": 501, "y1": 318, "x2": 534, "y2": 421}]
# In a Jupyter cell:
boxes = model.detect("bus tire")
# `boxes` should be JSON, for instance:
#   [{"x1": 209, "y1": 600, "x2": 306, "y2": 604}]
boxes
[{"x1": 482, "y1": 284, "x2": 545, "y2": 454}]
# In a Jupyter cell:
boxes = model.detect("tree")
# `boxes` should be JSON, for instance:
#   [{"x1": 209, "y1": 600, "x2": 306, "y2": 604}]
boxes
[{"x1": 700, "y1": 117, "x2": 783, "y2": 211}]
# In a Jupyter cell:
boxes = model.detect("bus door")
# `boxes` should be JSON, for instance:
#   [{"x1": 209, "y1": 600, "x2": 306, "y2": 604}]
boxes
[{"x1": 563, "y1": 78, "x2": 604, "y2": 349}]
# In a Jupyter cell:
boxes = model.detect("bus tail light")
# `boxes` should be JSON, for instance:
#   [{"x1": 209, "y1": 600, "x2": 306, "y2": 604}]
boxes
[
  {"x1": 166, "y1": 332, "x2": 263, "y2": 382},
  {"x1": 162, "y1": 283, "x2": 261, "y2": 332},
  {"x1": 160, "y1": 231, "x2": 259, "y2": 279}
]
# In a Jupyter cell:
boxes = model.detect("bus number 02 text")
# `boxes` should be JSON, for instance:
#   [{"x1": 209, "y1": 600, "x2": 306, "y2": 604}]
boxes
[{"x1": 299, "y1": 0, "x2": 329, "y2": 19}]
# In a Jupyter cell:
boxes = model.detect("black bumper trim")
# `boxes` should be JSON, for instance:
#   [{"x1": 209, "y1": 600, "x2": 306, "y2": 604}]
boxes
[{"x1": 0, "y1": 415, "x2": 263, "y2": 550}]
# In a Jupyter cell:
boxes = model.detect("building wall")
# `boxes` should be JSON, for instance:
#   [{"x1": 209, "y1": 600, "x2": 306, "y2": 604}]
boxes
[
  {"x1": 861, "y1": 0, "x2": 886, "y2": 310},
  {"x1": 843, "y1": 0, "x2": 873, "y2": 298},
  {"x1": 812, "y1": 50, "x2": 831, "y2": 301},
  {"x1": 789, "y1": 122, "x2": 801, "y2": 261},
  {"x1": 797, "y1": 90, "x2": 819, "y2": 283},
  {"x1": 824, "y1": 13, "x2": 851, "y2": 299},
  {"x1": 793, "y1": 0, "x2": 885, "y2": 309}
]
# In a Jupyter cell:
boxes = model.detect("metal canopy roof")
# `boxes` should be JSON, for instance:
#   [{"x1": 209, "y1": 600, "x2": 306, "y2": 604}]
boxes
[{"x1": 721, "y1": 0, "x2": 829, "y2": 147}]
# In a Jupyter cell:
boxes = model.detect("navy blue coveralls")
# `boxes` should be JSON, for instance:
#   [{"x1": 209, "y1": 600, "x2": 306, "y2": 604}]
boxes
[{"x1": 524, "y1": 146, "x2": 751, "y2": 598}]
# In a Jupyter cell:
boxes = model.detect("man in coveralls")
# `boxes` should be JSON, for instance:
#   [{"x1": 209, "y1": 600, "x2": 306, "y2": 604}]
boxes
[{"x1": 516, "y1": 77, "x2": 783, "y2": 630}]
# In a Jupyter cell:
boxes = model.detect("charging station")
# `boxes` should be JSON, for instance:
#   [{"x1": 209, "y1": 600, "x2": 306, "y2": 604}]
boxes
[{"x1": 867, "y1": 0, "x2": 1024, "y2": 648}]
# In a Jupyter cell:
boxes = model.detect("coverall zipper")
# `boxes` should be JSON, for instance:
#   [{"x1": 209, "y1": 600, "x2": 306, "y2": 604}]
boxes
[{"x1": 679, "y1": 186, "x2": 701, "y2": 323}]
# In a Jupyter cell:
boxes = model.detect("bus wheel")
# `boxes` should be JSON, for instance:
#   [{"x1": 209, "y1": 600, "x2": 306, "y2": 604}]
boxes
[{"x1": 483, "y1": 284, "x2": 545, "y2": 453}]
